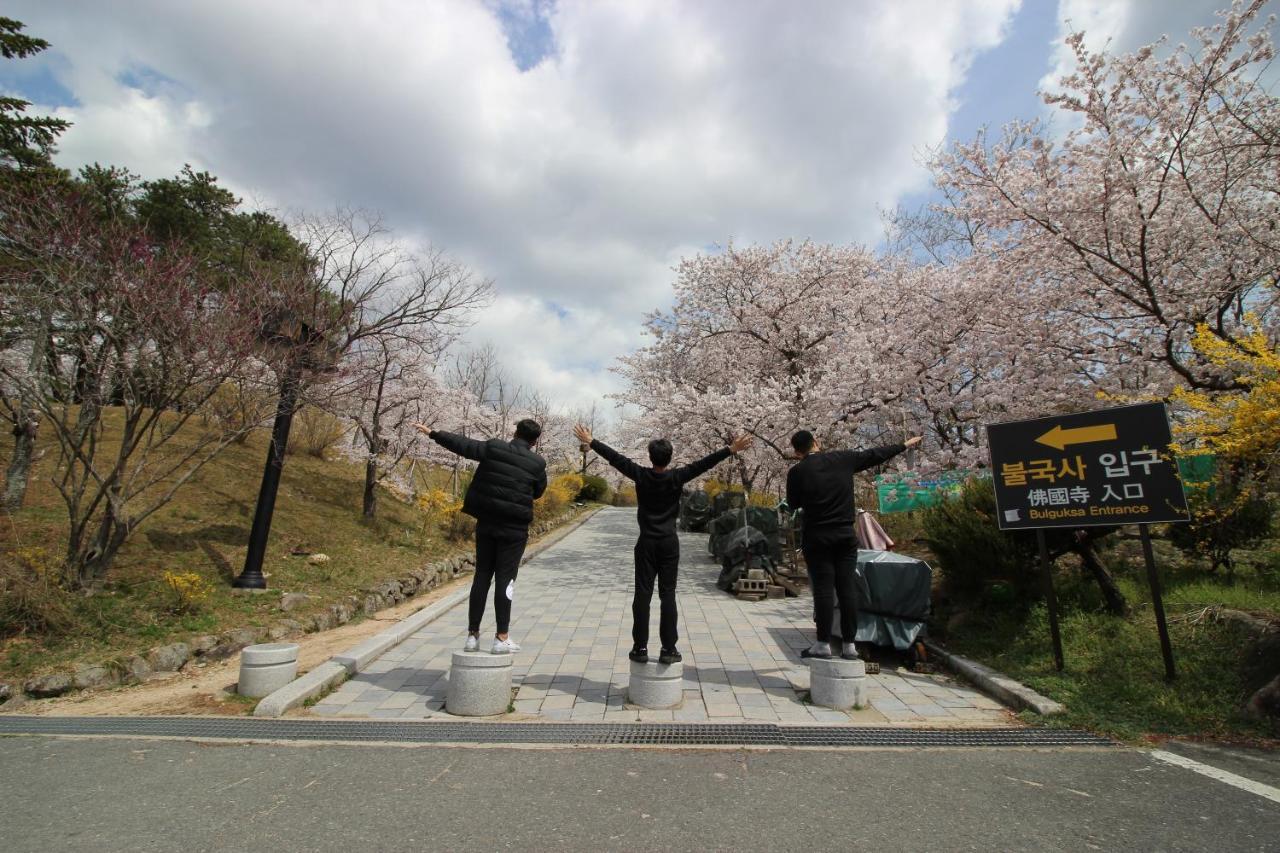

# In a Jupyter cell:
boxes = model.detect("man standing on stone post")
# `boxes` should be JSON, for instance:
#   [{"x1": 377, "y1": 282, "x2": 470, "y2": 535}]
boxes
[
  {"x1": 574, "y1": 424, "x2": 753, "y2": 665},
  {"x1": 786, "y1": 429, "x2": 922, "y2": 660},
  {"x1": 413, "y1": 419, "x2": 547, "y2": 654}
]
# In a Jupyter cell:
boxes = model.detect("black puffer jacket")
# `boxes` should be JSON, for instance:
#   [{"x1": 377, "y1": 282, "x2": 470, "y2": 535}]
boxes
[{"x1": 429, "y1": 431, "x2": 547, "y2": 537}]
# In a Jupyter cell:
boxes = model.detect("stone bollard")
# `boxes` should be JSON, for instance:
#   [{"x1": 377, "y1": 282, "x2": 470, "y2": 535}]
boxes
[
  {"x1": 238, "y1": 643, "x2": 300, "y2": 698},
  {"x1": 627, "y1": 660, "x2": 683, "y2": 709},
  {"x1": 807, "y1": 657, "x2": 866, "y2": 710},
  {"x1": 446, "y1": 650, "x2": 513, "y2": 716}
]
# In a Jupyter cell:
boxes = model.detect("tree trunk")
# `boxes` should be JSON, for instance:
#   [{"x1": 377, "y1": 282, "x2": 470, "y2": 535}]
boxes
[
  {"x1": 1073, "y1": 540, "x2": 1128, "y2": 616},
  {"x1": 2, "y1": 412, "x2": 38, "y2": 512},
  {"x1": 71, "y1": 491, "x2": 130, "y2": 589},
  {"x1": 363, "y1": 458, "x2": 379, "y2": 519}
]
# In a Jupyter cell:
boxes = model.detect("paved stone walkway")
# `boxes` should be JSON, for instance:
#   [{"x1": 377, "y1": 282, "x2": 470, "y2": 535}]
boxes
[{"x1": 309, "y1": 508, "x2": 1010, "y2": 725}]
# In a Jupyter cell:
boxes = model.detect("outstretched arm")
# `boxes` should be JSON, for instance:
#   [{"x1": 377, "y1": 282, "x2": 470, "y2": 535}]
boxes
[
  {"x1": 674, "y1": 447, "x2": 730, "y2": 486},
  {"x1": 589, "y1": 439, "x2": 641, "y2": 482},
  {"x1": 675, "y1": 433, "x2": 753, "y2": 486},
  {"x1": 414, "y1": 424, "x2": 487, "y2": 462},
  {"x1": 575, "y1": 423, "x2": 641, "y2": 481},
  {"x1": 833, "y1": 436, "x2": 921, "y2": 473}
]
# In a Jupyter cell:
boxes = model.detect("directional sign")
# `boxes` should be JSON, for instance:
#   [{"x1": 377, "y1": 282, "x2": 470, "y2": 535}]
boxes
[{"x1": 986, "y1": 402, "x2": 1191, "y2": 530}]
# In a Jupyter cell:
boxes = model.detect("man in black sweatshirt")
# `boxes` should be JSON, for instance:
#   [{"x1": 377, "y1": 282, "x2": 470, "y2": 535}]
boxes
[
  {"x1": 574, "y1": 424, "x2": 753, "y2": 664},
  {"x1": 785, "y1": 429, "x2": 921, "y2": 660},
  {"x1": 414, "y1": 418, "x2": 547, "y2": 655}
]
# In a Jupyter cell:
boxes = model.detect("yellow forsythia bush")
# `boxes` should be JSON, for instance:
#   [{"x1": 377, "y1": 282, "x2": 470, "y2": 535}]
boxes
[
  {"x1": 162, "y1": 570, "x2": 213, "y2": 615},
  {"x1": 535, "y1": 472, "x2": 584, "y2": 520},
  {"x1": 417, "y1": 487, "x2": 463, "y2": 524},
  {"x1": 1172, "y1": 317, "x2": 1280, "y2": 468}
]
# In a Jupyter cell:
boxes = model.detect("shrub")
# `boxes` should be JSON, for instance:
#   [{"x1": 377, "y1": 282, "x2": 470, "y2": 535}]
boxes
[
  {"x1": 612, "y1": 485, "x2": 638, "y2": 507},
  {"x1": 161, "y1": 570, "x2": 213, "y2": 615},
  {"x1": 577, "y1": 474, "x2": 611, "y2": 503},
  {"x1": 290, "y1": 406, "x2": 347, "y2": 458},
  {"x1": 203, "y1": 379, "x2": 274, "y2": 443},
  {"x1": 446, "y1": 512, "x2": 477, "y2": 542},
  {"x1": 0, "y1": 547, "x2": 73, "y2": 638},
  {"x1": 1169, "y1": 473, "x2": 1274, "y2": 574},
  {"x1": 704, "y1": 478, "x2": 734, "y2": 499},
  {"x1": 921, "y1": 477, "x2": 1131, "y2": 613},
  {"x1": 417, "y1": 487, "x2": 462, "y2": 526},
  {"x1": 921, "y1": 477, "x2": 1039, "y2": 601},
  {"x1": 536, "y1": 473, "x2": 584, "y2": 520}
]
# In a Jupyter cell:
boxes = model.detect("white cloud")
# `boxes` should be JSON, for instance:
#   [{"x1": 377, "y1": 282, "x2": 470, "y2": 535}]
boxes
[{"x1": 12, "y1": 0, "x2": 1023, "y2": 416}]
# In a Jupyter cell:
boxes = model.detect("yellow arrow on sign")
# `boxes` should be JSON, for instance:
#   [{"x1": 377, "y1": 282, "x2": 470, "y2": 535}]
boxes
[{"x1": 1035, "y1": 423, "x2": 1117, "y2": 451}]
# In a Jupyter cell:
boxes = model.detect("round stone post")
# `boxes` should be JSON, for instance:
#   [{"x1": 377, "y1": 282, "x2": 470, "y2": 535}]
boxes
[
  {"x1": 237, "y1": 643, "x2": 300, "y2": 698},
  {"x1": 446, "y1": 650, "x2": 513, "y2": 716},
  {"x1": 808, "y1": 657, "x2": 866, "y2": 710},
  {"x1": 627, "y1": 660, "x2": 683, "y2": 709}
]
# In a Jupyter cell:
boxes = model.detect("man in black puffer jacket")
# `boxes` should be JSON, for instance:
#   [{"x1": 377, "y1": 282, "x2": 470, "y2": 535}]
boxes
[{"x1": 415, "y1": 419, "x2": 547, "y2": 654}]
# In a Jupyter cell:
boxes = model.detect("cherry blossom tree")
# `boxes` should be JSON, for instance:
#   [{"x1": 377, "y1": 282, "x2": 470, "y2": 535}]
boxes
[
  {"x1": 342, "y1": 333, "x2": 450, "y2": 519},
  {"x1": 616, "y1": 240, "x2": 954, "y2": 491},
  {"x1": 929, "y1": 0, "x2": 1280, "y2": 395}
]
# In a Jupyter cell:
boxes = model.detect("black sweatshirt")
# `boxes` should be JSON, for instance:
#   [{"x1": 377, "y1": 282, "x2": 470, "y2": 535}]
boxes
[
  {"x1": 591, "y1": 439, "x2": 732, "y2": 539},
  {"x1": 785, "y1": 444, "x2": 905, "y2": 536}
]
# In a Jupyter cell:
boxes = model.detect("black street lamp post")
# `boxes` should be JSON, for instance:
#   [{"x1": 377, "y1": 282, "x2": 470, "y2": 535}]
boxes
[
  {"x1": 232, "y1": 358, "x2": 303, "y2": 589},
  {"x1": 232, "y1": 315, "x2": 330, "y2": 589}
]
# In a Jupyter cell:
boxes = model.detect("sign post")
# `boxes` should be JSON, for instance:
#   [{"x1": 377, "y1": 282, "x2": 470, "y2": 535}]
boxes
[
  {"x1": 987, "y1": 402, "x2": 1190, "y2": 678},
  {"x1": 1035, "y1": 529, "x2": 1065, "y2": 671},
  {"x1": 1139, "y1": 525, "x2": 1177, "y2": 681}
]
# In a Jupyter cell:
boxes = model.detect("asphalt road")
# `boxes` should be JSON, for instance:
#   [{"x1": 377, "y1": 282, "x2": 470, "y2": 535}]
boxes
[{"x1": 1, "y1": 736, "x2": 1276, "y2": 851}]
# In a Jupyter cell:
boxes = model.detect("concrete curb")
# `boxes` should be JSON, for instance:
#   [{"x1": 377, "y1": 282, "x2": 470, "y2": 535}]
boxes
[
  {"x1": 330, "y1": 588, "x2": 473, "y2": 673},
  {"x1": 924, "y1": 640, "x2": 1066, "y2": 716},
  {"x1": 253, "y1": 505, "x2": 606, "y2": 717},
  {"x1": 252, "y1": 661, "x2": 348, "y2": 717}
]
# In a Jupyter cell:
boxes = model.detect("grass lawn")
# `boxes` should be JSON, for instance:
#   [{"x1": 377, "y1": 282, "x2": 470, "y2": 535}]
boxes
[
  {"x1": 0, "y1": 409, "x2": 573, "y2": 683},
  {"x1": 879, "y1": 508, "x2": 1280, "y2": 741},
  {"x1": 938, "y1": 545, "x2": 1280, "y2": 743}
]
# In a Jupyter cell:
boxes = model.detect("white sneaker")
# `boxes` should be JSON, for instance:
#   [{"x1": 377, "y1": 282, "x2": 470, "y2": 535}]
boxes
[
  {"x1": 491, "y1": 637, "x2": 521, "y2": 654},
  {"x1": 463, "y1": 634, "x2": 479, "y2": 652}
]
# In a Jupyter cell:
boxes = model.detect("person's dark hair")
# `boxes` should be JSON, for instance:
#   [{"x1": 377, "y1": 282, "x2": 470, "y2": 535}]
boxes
[
  {"x1": 790, "y1": 430, "x2": 815, "y2": 454},
  {"x1": 648, "y1": 438, "x2": 673, "y2": 467},
  {"x1": 515, "y1": 418, "x2": 542, "y2": 444}
]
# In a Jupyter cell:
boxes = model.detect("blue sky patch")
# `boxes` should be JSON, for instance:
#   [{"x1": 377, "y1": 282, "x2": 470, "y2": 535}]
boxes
[
  {"x1": 493, "y1": 0, "x2": 557, "y2": 71},
  {"x1": 117, "y1": 63, "x2": 183, "y2": 96},
  {"x1": 0, "y1": 60, "x2": 77, "y2": 108}
]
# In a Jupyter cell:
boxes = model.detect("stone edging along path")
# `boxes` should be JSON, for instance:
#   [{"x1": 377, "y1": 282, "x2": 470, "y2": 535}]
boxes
[
  {"x1": 253, "y1": 505, "x2": 606, "y2": 717},
  {"x1": 0, "y1": 506, "x2": 598, "y2": 712},
  {"x1": 924, "y1": 640, "x2": 1065, "y2": 716}
]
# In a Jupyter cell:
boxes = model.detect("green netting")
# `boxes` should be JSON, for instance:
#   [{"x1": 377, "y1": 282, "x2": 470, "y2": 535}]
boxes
[{"x1": 876, "y1": 471, "x2": 971, "y2": 514}]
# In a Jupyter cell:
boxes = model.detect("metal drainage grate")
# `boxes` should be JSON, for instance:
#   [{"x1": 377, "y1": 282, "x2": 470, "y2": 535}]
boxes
[{"x1": 0, "y1": 716, "x2": 1111, "y2": 748}]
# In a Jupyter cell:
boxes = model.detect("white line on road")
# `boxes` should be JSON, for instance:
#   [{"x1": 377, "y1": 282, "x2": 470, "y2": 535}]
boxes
[{"x1": 1150, "y1": 750, "x2": 1280, "y2": 805}]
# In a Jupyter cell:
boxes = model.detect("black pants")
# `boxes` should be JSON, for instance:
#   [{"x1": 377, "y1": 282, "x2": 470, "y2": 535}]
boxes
[
  {"x1": 633, "y1": 535, "x2": 680, "y2": 651},
  {"x1": 469, "y1": 531, "x2": 527, "y2": 635},
  {"x1": 802, "y1": 529, "x2": 859, "y2": 643}
]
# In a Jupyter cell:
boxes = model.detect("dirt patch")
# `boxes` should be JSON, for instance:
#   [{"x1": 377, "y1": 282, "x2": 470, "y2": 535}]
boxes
[{"x1": 11, "y1": 579, "x2": 466, "y2": 717}]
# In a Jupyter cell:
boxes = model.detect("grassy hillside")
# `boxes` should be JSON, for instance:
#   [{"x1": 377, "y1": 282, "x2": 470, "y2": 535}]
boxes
[{"x1": 0, "y1": 410, "x2": 467, "y2": 682}]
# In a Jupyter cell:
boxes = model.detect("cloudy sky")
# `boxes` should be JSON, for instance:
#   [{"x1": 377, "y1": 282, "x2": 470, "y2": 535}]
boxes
[{"x1": 2, "y1": 0, "x2": 1239, "y2": 414}]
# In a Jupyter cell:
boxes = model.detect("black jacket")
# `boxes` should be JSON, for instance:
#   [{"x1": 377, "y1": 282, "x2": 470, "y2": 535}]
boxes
[
  {"x1": 786, "y1": 444, "x2": 905, "y2": 536},
  {"x1": 430, "y1": 431, "x2": 547, "y2": 537},
  {"x1": 591, "y1": 439, "x2": 731, "y2": 539}
]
